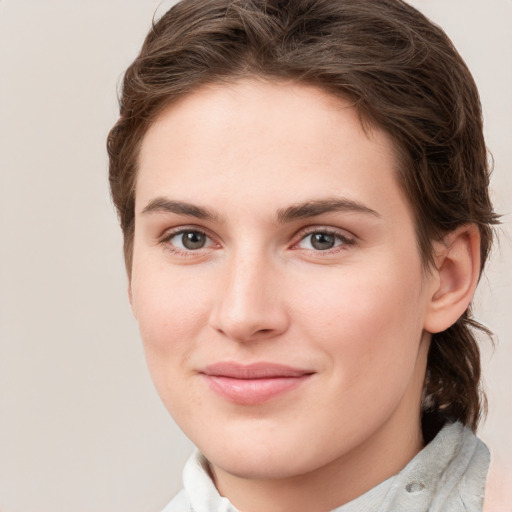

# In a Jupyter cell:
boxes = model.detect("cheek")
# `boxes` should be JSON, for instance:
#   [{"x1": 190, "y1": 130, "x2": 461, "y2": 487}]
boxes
[
  {"x1": 130, "y1": 267, "x2": 215, "y2": 420},
  {"x1": 290, "y1": 258, "x2": 426, "y2": 382},
  {"x1": 130, "y1": 262, "x2": 210, "y2": 371}
]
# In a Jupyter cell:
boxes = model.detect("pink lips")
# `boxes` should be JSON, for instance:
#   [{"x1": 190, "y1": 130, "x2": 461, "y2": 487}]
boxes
[{"x1": 200, "y1": 362, "x2": 314, "y2": 405}]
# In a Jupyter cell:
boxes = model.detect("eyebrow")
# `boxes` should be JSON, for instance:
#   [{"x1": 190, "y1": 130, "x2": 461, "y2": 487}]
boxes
[
  {"x1": 141, "y1": 196, "x2": 380, "y2": 223},
  {"x1": 276, "y1": 197, "x2": 380, "y2": 222},
  {"x1": 141, "y1": 197, "x2": 221, "y2": 222}
]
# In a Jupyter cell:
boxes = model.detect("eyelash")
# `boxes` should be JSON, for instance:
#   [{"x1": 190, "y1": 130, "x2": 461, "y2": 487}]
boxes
[
  {"x1": 159, "y1": 227, "x2": 215, "y2": 257},
  {"x1": 158, "y1": 226, "x2": 355, "y2": 256},
  {"x1": 292, "y1": 228, "x2": 355, "y2": 253}
]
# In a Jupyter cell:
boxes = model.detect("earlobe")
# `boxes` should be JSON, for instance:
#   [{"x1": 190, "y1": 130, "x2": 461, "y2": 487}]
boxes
[{"x1": 424, "y1": 224, "x2": 481, "y2": 334}]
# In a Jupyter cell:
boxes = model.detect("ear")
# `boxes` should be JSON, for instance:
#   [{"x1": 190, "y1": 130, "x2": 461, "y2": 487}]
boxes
[
  {"x1": 127, "y1": 281, "x2": 137, "y2": 318},
  {"x1": 423, "y1": 224, "x2": 481, "y2": 334}
]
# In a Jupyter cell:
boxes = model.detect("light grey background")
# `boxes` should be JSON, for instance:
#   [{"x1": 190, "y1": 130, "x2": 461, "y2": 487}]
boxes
[{"x1": 0, "y1": 1, "x2": 510, "y2": 511}]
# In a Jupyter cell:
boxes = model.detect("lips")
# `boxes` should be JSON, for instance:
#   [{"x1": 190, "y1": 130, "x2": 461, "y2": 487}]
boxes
[{"x1": 200, "y1": 362, "x2": 314, "y2": 405}]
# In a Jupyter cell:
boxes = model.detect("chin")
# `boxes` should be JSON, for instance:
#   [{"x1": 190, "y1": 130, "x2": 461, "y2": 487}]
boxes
[
  {"x1": 195, "y1": 424, "x2": 344, "y2": 481},
  {"x1": 207, "y1": 447, "x2": 314, "y2": 480}
]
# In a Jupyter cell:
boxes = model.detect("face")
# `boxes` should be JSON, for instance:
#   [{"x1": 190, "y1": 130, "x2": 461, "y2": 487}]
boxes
[{"x1": 131, "y1": 80, "x2": 434, "y2": 485}]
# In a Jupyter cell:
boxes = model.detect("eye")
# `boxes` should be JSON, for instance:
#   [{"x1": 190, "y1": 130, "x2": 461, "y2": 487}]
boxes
[
  {"x1": 165, "y1": 229, "x2": 212, "y2": 251},
  {"x1": 296, "y1": 230, "x2": 353, "y2": 251}
]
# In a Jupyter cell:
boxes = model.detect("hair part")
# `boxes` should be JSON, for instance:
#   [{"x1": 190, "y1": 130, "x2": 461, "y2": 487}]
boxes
[{"x1": 107, "y1": 0, "x2": 498, "y2": 435}]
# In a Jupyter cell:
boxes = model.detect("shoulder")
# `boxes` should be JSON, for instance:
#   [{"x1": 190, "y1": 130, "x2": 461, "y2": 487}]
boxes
[{"x1": 161, "y1": 489, "x2": 192, "y2": 512}]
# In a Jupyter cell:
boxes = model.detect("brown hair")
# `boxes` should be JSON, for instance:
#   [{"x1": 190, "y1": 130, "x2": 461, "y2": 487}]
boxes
[{"x1": 107, "y1": 0, "x2": 498, "y2": 437}]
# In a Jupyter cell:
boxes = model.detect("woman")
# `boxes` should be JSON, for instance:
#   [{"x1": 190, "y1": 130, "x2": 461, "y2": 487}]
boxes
[{"x1": 107, "y1": 0, "x2": 500, "y2": 510}]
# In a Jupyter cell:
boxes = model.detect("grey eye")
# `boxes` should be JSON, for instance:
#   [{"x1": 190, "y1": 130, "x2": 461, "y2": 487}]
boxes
[
  {"x1": 181, "y1": 231, "x2": 207, "y2": 250},
  {"x1": 310, "y1": 232, "x2": 336, "y2": 250},
  {"x1": 296, "y1": 230, "x2": 351, "y2": 251},
  {"x1": 168, "y1": 230, "x2": 209, "y2": 251}
]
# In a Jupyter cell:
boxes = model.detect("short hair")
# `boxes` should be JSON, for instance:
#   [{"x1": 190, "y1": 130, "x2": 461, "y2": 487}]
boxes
[{"x1": 107, "y1": 0, "x2": 498, "y2": 438}]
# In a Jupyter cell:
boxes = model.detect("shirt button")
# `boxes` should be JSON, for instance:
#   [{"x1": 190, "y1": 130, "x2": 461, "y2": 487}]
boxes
[{"x1": 406, "y1": 481, "x2": 425, "y2": 493}]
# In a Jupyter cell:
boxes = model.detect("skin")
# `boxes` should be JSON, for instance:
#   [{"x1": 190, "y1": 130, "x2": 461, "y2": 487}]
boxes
[{"x1": 129, "y1": 79, "x2": 480, "y2": 512}]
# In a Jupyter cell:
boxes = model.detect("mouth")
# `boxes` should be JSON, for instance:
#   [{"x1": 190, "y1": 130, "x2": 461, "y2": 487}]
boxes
[{"x1": 200, "y1": 362, "x2": 315, "y2": 405}]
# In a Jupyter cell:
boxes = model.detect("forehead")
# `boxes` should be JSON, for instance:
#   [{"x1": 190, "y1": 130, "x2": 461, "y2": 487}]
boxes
[
  {"x1": 136, "y1": 79, "x2": 408, "y2": 221},
  {"x1": 140, "y1": 79, "x2": 389, "y2": 162}
]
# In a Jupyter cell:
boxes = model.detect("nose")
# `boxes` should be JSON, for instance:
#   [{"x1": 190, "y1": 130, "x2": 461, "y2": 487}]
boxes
[{"x1": 208, "y1": 250, "x2": 290, "y2": 343}]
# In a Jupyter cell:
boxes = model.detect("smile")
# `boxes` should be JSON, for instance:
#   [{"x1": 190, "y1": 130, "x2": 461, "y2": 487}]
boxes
[{"x1": 200, "y1": 362, "x2": 315, "y2": 405}]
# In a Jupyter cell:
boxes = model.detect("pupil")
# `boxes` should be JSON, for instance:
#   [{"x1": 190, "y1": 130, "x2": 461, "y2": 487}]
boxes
[
  {"x1": 311, "y1": 233, "x2": 335, "y2": 250},
  {"x1": 182, "y1": 231, "x2": 206, "y2": 250}
]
